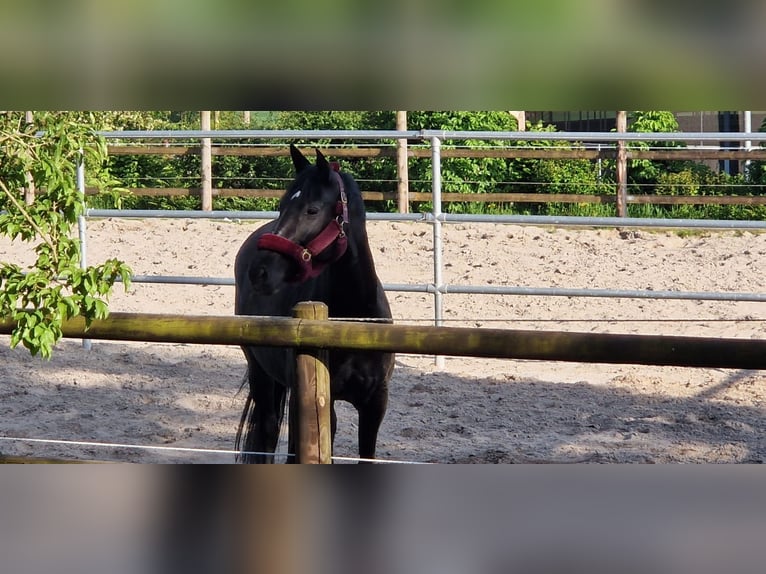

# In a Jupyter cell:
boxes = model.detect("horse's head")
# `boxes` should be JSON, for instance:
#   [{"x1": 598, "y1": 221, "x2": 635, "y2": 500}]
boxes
[{"x1": 248, "y1": 144, "x2": 351, "y2": 295}]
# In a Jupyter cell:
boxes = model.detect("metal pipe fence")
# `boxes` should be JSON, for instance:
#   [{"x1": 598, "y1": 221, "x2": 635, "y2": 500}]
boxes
[
  {"x1": 8, "y1": 129, "x2": 765, "y2": 462},
  {"x1": 79, "y1": 130, "x2": 766, "y2": 336},
  {"x1": 96, "y1": 129, "x2": 766, "y2": 142},
  {"x1": 82, "y1": 207, "x2": 766, "y2": 335},
  {"x1": 95, "y1": 128, "x2": 766, "y2": 204}
]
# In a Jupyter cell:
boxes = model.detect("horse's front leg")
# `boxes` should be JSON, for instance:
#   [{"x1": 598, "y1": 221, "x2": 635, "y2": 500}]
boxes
[
  {"x1": 331, "y1": 401, "x2": 338, "y2": 447},
  {"x1": 356, "y1": 389, "x2": 388, "y2": 464}
]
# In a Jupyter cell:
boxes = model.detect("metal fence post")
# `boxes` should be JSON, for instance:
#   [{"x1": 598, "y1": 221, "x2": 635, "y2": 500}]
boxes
[
  {"x1": 77, "y1": 150, "x2": 92, "y2": 351},
  {"x1": 431, "y1": 136, "x2": 445, "y2": 369},
  {"x1": 744, "y1": 110, "x2": 752, "y2": 176}
]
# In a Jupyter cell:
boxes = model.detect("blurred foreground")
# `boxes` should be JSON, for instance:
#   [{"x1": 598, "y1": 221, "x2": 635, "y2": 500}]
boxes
[{"x1": 0, "y1": 466, "x2": 764, "y2": 574}]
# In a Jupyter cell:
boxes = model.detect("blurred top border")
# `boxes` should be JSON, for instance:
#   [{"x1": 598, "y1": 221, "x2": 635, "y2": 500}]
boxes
[{"x1": 0, "y1": 1, "x2": 764, "y2": 109}]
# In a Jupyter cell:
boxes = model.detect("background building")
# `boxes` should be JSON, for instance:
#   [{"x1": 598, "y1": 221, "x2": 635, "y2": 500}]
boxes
[{"x1": 526, "y1": 111, "x2": 766, "y2": 174}]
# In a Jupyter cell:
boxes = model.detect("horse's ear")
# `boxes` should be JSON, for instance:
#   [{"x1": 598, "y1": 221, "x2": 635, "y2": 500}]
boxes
[
  {"x1": 290, "y1": 144, "x2": 311, "y2": 173},
  {"x1": 315, "y1": 148, "x2": 331, "y2": 181}
]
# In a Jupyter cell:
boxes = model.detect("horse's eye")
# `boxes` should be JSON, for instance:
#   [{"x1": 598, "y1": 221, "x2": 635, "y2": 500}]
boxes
[{"x1": 306, "y1": 205, "x2": 321, "y2": 216}]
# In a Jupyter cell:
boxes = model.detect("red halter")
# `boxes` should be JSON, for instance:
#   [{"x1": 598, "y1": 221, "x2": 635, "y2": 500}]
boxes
[{"x1": 256, "y1": 164, "x2": 349, "y2": 283}]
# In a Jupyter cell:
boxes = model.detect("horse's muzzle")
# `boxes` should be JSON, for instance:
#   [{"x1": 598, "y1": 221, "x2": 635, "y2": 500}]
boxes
[{"x1": 247, "y1": 258, "x2": 286, "y2": 295}]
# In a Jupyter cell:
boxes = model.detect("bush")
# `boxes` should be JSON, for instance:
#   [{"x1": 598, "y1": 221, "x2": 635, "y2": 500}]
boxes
[
  {"x1": 655, "y1": 169, "x2": 701, "y2": 196},
  {"x1": 87, "y1": 110, "x2": 765, "y2": 220}
]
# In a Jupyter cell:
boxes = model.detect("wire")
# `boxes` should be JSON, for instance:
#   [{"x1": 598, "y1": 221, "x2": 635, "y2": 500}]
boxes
[
  {"x1": 330, "y1": 455, "x2": 429, "y2": 465},
  {"x1": 0, "y1": 435, "x2": 292, "y2": 459},
  {"x1": 387, "y1": 317, "x2": 766, "y2": 324},
  {"x1": 0, "y1": 435, "x2": 429, "y2": 464}
]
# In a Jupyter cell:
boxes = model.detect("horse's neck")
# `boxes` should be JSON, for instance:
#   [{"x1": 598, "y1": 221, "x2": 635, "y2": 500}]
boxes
[{"x1": 330, "y1": 234, "x2": 385, "y2": 318}]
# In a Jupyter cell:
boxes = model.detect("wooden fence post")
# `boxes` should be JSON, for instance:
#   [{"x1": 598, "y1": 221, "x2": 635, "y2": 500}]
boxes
[
  {"x1": 292, "y1": 302, "x2": 332, "y2": 464},
  {"x1": 396, "y1": 111, "x2": 409, "y2": 214},
  {"x1": 200, "y1": 111, "x2": 213, "y2": 211},
  {"x1": 616, "y1": 110, "x2": 628, "y2": 217}
]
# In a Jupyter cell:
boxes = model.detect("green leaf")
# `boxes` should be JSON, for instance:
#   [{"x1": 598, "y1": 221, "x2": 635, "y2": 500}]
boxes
[
  {"x1": 120, "y1": 266, "x2": 132, "y2": 291},
  {"x1": 93, "y1": 299, "x2": 109, "y2": 320},
  {"x1": 0, "y1": 112, "x2": 125, "y2": 358}
]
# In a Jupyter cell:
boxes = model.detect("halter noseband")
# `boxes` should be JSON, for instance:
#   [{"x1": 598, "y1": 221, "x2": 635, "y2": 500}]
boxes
[{"x1": 256, "y1": 163, "x2": 349, "y2": 282}]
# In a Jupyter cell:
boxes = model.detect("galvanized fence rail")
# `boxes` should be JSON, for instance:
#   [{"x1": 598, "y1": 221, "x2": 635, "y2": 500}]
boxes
[{"x1": 79, "y1": 130, "x2": 766, "y2": 368}]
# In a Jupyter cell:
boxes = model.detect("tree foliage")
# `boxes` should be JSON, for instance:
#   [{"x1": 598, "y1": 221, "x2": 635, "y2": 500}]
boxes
[
  {"x1": 91, "y1": 110, "x2": 757, "y2": 219},
  {"x1": 407, "y1": 112, "x2": 519, "y2": 202},
  {"x1": 0, "y1": 112, "x2": 131, "y2": 357},
  {"x1": 626, "y1": 110, "x2": 687, "y2": 188},
  {"x1": 98, "y1": 110, "x2": 610, "y2": 214}
]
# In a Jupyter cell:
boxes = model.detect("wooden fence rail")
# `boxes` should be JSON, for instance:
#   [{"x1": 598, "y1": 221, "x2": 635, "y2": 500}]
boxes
[
  {"x1": 3, "y1": 308, "x2": 766, "y2": 463},
  {"x1": 85, "y1": 187, "x2": 766, "y2": 207},
  {"x1": 99, "y1": 144, "x2": 766, "y2": 209},
  {"x1": 106, "y1": 145, "x2": 766, "y2": 161},
  {"x1": 2, "y1": 311, "x2": 765, "y2": 369}
]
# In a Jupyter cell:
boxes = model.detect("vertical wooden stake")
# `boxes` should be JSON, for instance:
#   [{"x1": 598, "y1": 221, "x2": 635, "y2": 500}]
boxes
[
  {"x1": 200, "y1": 111, "x2": 213, "y2": 212},
  {"x1": 292, "y1": 302, "x2": 332, "y2": 464},
  {"x1": 509, "y1": 110, "x2": 526, "y2": 131},
  {"x1": 396, "y1": 111, "x2": 409, "y2": 214},
  {"x1": 616, "y1": 110, "x2": 628, "y2": 218}
]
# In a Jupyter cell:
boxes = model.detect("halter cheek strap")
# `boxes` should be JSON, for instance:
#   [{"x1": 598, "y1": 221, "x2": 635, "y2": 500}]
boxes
[{"x1": 256, "y1": 166, "x2": 349, "y2": 283}]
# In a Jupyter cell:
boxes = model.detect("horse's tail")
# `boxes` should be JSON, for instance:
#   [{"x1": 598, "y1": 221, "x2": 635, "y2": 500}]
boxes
[
  {"x1": 234, "y1": 391, "x2": 254, "y2": 463},
  {"x1": 235, "y1": 368, "x2": 289, "y2": 463}
]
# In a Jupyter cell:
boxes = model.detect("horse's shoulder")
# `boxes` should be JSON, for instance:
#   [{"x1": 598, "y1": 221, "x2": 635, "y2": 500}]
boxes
[{"x1": 234, "y1": 221, "x2": 276, "y2": 277}]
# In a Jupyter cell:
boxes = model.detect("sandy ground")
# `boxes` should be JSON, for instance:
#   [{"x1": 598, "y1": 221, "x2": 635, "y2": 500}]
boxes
[{"x1": 0, "y1": 217, "x2": 765, "y2": 463}]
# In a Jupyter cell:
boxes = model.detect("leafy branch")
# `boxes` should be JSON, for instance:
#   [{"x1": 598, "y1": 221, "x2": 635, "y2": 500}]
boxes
[
  {"x1": 0, "y1": 111, "x2": 132, "y2": 358},
  {"x1": 0, "y1": 178, "x2": 54, "y2": 254}
]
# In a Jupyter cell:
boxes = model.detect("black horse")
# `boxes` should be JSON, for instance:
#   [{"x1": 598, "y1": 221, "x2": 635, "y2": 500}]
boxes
[{"x1": 234, "y1": 144, "x2": 394, "y2": 463}]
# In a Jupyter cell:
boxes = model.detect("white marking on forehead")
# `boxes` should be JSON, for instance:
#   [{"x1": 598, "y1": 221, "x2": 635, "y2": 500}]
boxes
[{"x1": 290, "y1": 190, "x2": 302, "y2": 201}]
